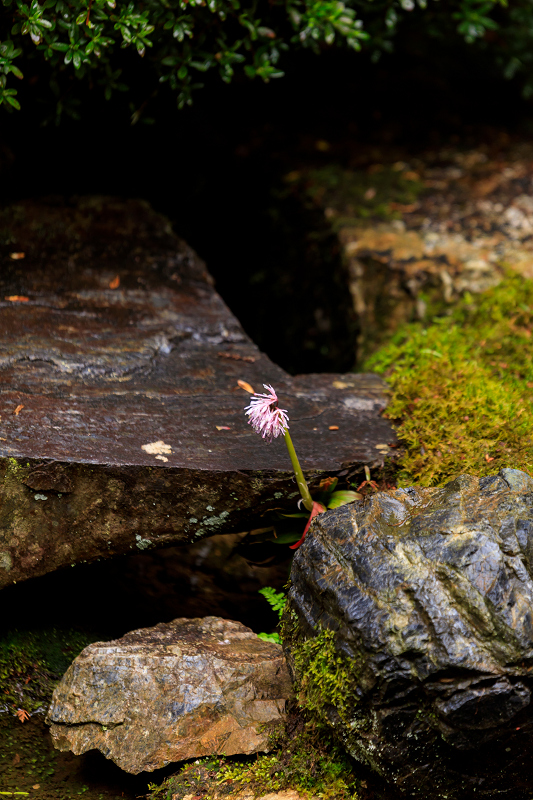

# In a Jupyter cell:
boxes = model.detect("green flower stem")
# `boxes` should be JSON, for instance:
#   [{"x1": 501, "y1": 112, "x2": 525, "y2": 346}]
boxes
[{"x1": 284, "y1": 431, "x2": 313, "y2": 512}]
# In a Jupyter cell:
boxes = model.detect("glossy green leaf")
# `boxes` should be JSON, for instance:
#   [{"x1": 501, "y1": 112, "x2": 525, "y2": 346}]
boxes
[
  {"x1": 278, "y1": 511, "x2": 308, "y2": 519},
  {"x1": 269, "y1": 531, "x2": 302, "y2": 544},
  {"x1": 327, "y1": 490, "x2": 363, "y2": 509},
  {"x1": 257, "y1": 631, "x2": 280, "y2": 643}
]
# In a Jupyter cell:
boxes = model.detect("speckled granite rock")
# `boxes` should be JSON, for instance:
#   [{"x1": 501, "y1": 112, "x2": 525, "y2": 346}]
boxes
[
  {"x1": 47, "y1": 616, "x2": 291, "y2": 773},
  {"x1": 283, "y1": 468, "x2": 533, "y2": 799}
]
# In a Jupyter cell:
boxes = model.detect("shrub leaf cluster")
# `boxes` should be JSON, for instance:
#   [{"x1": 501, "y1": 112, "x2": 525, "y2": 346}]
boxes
[{"x1": 0, "y1": 0, "x2": 528, "y2": 118}]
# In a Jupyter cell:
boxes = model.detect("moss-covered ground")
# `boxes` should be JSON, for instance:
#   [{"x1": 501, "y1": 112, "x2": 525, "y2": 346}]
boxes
[
  {"x1": 363, "y1": 270, "x2": 533, "y2": 487},
  {"x1": 0, "y1": 712, "x2": 167, "y2": 800},
  {"x1": 0, "y1": 626, "x2": 163, "y2": 800},
  {"x1": 0, "y1": 628, "x2": 97, "y2": 717},
  {"x1": 147, "y1": 713, "x2": 367, "y2": 800},
  {"x1": 284, "y1": 162, "x2": 425, "y2": 227}
]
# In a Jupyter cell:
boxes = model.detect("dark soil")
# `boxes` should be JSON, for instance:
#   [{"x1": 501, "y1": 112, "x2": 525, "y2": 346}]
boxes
[{"x1": 0, "y1": 714, "x2": 175, "y2": 800}]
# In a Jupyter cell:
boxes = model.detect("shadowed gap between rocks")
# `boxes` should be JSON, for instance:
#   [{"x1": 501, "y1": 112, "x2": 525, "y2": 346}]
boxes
[{"x1": 0, "y1": 533, "x2": 293, "y2": 640}]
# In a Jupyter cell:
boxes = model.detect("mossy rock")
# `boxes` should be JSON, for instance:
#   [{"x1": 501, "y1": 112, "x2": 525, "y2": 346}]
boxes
[
  {"x1": 364, "y1": 270, "x2": 533, "y2": 487},
  {"x1": 283, "y1": 469, "x2": 533, "y2": 799}
]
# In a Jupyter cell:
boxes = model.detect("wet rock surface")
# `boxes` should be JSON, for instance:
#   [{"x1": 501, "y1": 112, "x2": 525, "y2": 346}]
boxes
[
  {"x1": 47, "y1": 616, "x2": 291, "y2": 773},
  {"x1": 0, "y1": 196, "x2": 397, "y2": 589},
  {"x1": 284, "y1": 468, "x2": 533, "y2": 799}
]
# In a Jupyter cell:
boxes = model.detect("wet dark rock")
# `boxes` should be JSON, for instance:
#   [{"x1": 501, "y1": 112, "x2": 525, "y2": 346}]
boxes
[
  {"x1": 283, "y1": 468, "x2": 533, "y2": 799},
  {"x1": 47, "y1": 616, "x2": 291, "y2": 773},
  {"x1": 0, "y1": 196, "x2": 397, "y2": 589}
]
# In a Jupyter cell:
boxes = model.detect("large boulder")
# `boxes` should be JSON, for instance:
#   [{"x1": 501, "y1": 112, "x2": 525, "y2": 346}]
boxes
[
  {"x1": 47, "y1": 616, "x2": 291, "y2": 773},
  {"x1": 0, "y1": 196, "x2": 397, "y2": 589},
  {"x1": 283, "y1": 468, "x2": 533, "y2": 799}
]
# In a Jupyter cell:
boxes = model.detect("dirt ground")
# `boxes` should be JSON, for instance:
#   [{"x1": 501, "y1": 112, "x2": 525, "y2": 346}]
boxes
[{"x1": 0, "y1": 714, "x2": 175, "y2": 800}]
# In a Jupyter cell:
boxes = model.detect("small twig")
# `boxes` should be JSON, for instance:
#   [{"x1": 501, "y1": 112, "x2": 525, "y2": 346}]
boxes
[{"x1": 86, "y1": 0, "x2": 93, "y2": 26}]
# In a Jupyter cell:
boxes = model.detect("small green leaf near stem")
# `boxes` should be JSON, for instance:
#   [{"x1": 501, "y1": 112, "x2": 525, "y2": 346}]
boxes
[{"x1": 284, "y1": 430, "x2": 313, "y2": 512}]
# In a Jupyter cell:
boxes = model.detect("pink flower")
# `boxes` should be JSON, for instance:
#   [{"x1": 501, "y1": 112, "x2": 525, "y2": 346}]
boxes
[{"x1": 245, "y1": 384, "x2": 289, "y2": 443}]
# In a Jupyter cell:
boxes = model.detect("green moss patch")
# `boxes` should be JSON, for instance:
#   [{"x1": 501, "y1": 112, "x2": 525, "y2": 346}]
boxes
[
  {"x1": 289, "y1": 629, "x2": 360, "y2": 722},
  {"x1": 363, "y1": 271, "x2": 533, "y2": 486},
  {"x1": 147, "y1": 716, "x2": 360, "y2": 800}
]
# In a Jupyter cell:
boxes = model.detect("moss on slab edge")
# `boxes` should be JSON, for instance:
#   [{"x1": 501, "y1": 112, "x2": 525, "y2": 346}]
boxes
[
  {"x1": 362, "y1": 270, "x2": 533, "y2": 487},
  {"x1": 147, "y1": 716, "x2": 360, "y2": 800}
]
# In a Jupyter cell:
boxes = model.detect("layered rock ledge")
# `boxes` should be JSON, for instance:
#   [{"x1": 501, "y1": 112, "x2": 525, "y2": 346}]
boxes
[{"x1": 0, "y1": 196, "x2": 397, "y2": 588}]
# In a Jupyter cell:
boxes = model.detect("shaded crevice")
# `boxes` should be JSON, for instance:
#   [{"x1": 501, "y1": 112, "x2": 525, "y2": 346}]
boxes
[{"x1": 49, "y1": 720, "x2": 125, "y2": 730}]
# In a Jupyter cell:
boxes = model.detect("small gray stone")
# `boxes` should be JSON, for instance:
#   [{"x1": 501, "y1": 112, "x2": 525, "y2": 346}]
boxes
[
  {"x1": 47, "y1": 616, "x2": 292, "y2": 773},
  {"x1": 500, "y1": 467, "x2": 533, "y2": 493}
]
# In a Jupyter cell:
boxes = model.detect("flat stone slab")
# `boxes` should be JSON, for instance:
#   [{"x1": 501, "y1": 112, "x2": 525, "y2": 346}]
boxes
[
  {"x1": 0, "y1": 196, "x2": 396, "y2": 587},
  {"x1": 47, "y1": 616, "x2": 291, "y2": 772}
]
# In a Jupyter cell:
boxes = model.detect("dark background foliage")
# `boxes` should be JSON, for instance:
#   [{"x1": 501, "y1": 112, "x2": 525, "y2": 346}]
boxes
[
  {"x1": 1, "y1": 1, "x2": 532, "y2": 373},
  {"x1": 1, "y1": 0, "x2": 528, "y2": 116}
]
